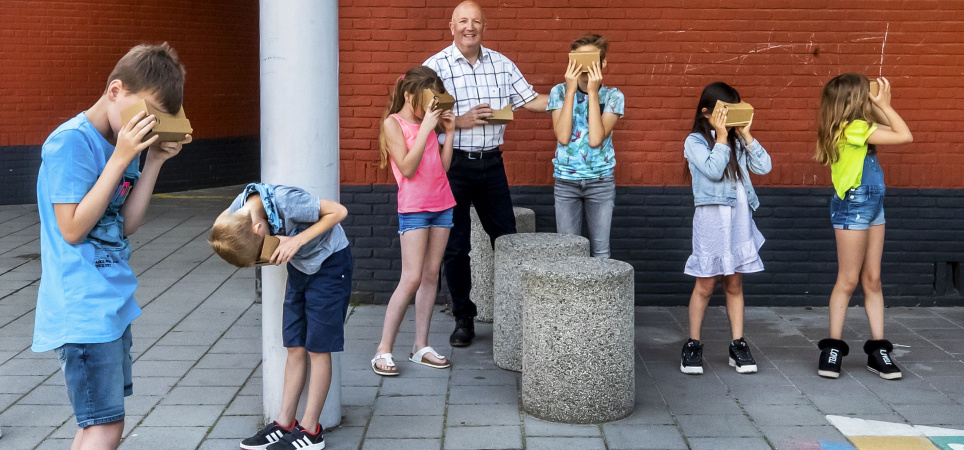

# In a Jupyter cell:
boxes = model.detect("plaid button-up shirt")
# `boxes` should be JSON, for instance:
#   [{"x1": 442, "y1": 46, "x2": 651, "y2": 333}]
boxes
[{"x1": 424, "y1": 43, "x2": 538, "y2": 152}]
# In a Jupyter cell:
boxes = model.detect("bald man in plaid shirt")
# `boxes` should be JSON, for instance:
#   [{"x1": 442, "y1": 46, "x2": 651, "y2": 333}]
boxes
[{"x1": 424, "y1": 1, "x2": 548, "y2": 347}]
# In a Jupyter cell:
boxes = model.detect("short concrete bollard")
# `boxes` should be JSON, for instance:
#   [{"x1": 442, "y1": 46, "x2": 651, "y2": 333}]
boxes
[
  {"x1": 470, "y1": 207, "x2": 536, "y2": 323},
  {"x1": 493, "y1": 233, "x2": 589, "y2": 371},
  {"x1": 521, "y1": 257, "x2": 635, "y2": 423}
]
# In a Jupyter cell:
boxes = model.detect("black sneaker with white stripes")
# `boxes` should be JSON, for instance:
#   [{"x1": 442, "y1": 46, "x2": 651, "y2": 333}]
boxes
[
  {"x1": 864, "y1": 339, "x2": 902, "y2": 380},
  {"x1": 267, "y1": 423, "x2": 325, "y2": 450},
  {"x1": 680, "y1": 338, "x2": 704, "y2": 375},
  {"x1": 240, "y1": 421, "x2": 297, "y2": 450},
  {"x1": 728, "y1": 337, "x2": 758, "y2": 373}
]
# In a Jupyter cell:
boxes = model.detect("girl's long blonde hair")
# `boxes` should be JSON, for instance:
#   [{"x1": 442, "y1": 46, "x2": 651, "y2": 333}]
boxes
[
  {"x1": 378, "y1": 66, "x2": 447, "y2": 169},
  {"x1": 815, "y1": 73, "x2": 876, "y2": 165}
]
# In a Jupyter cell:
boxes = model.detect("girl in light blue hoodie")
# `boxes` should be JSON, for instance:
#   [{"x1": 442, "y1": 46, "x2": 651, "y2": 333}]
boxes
[{"x1": 680, "y1": 82, "x2": 772, "y2": 376}]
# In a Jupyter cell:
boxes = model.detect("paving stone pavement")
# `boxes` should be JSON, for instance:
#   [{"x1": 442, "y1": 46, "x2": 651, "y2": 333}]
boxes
[{"x1": 0, "y1": 187, "x2": 963, "y2": 449}]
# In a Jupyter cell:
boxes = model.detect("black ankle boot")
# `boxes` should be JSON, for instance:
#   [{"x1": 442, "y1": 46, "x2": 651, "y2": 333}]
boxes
[
  {"x1": 450, "y1": 317, "x2": 475, "y2": 347},
  {"x1": 864, "y1": 339, "x2": 902, "y2": 380},
  {"x1": 817, "y1": 338, "x2": 849, "y2": 379}
]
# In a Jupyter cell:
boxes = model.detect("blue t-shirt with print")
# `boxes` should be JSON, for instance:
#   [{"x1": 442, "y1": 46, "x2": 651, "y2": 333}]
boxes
[
  {"x1": 547, "y1": 83, "x2": 625, "y2": 180},
  {"x1": 228, "y1": 183, "x2": 349, "y2": 275},
  {"x1": 33, "y1": 113, "x2": 142, "y2": 353}
]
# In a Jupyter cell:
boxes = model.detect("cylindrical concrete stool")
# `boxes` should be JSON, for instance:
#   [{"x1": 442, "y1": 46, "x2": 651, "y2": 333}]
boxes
[
  {"x1": 521, "y1": 257, "x2": 635, "y2": 424},
  {"x1": 493, "y1": 233, "x2": 589, "y2": 371},
  {"x1": 470, "y1": 207, "x2": 536, "y2": 323}
]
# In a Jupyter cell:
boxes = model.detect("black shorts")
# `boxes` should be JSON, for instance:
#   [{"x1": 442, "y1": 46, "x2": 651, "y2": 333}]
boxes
[{"x1": 283, "y1": 247, "x2": 353, "y2": 353}]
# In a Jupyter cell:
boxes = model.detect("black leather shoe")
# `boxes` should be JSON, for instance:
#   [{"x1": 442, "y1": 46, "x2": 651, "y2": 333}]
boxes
[{"x1": 450, "y1": 318, "x2": 475, "y2": 347}]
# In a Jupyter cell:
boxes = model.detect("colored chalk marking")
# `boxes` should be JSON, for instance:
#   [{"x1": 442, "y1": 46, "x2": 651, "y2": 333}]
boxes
[
  {"x1": 826, "y1": 415, "x2": 964, "y2": 450},
  {"x1": 820, "y1": 441, "x2": 857, "y2": 450}
]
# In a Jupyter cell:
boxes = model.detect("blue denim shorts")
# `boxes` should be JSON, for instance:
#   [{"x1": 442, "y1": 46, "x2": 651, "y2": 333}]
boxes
[
  {"x1": 398, "y1": 208, "x2": 454, "y2": 235},
  {"x1": 830, "y1": 185, "x2": 886, "y2": 230},
  {"x1": 284, "y1": 247, "x2": 353, "y2": 353},
  {"x1": 57, "y1": 325, "x2": 133, "y2": 428}
]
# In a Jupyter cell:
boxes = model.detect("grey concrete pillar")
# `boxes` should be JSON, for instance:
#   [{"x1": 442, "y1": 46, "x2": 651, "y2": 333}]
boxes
[
  {"x1": 260, "y1": 0, "x2": 341, "y2": 428},
  {"x1": 493, "y1": 233, "x2": 589, "y2": 372},
  {"x1": 471, "y1": 207, "x2": 536, "y2": 323},
  {"x1": 521, "y1": 257, "x2": 635, "y2": 423}
]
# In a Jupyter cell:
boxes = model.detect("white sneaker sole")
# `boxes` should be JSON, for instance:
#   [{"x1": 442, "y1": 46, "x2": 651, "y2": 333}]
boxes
[
  {"x1": 867, "y1": 366, "x2": 902, "y2": 380},
  {"x1": 680, "y1": 362, "x2": 703, "y2": 375},
  {"x1": 729, "y1": 357, "x2": 758, "y2": 373},
  {"x1": 818, "y1": 369, "x2": 841, "y2": 379}
]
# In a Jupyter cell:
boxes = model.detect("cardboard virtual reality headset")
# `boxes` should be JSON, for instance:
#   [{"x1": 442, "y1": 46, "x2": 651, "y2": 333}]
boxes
[
  {"x1": 254, "y1": 235, "x2": 280, "y2": 266},
  {"x1": 714, "y1": 100, "x2": 754, "y2": 127},
  {"x1": 421, "y1": 89, "x2": 456, "y2": 112},
  {"x1": 568, "y1": 49, "x2": 600, "y2": 72},
  {"x1": 869, "y1": 80, "x2": 880, "y2": 97},
  {"x1": 484, "y1": 105, "x2": 514, "y2": 125},
  {"x1": 120, "y1": 99, "x2": 192, "y2": 143}
]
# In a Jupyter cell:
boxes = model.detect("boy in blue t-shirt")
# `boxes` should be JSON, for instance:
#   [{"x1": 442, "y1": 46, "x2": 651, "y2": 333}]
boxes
[
  {"x1": 210, "y1": 183, "x2": 352, "y2": 450},
  {"x1": 34, "y1": 43, "x2": 190, "y2": 449}
]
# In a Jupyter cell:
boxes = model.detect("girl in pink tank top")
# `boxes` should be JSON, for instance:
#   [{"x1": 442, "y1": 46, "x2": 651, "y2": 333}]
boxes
[{"x1": 371, "y1": 66, "x2": 456, "y2": 376}]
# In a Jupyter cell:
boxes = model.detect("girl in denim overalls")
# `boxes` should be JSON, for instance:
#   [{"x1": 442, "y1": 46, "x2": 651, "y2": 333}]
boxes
[
  {"x1": 814, "y1": 74, "x2": 913, "y2": 380},
  {"x1": 680, "y1": 82, "x2": 772, "y2": 375}
]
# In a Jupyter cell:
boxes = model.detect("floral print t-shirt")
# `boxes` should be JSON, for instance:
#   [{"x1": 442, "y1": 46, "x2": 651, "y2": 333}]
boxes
[{"x1": 547, "y1": 83, "x2": 625, "y2": 180}]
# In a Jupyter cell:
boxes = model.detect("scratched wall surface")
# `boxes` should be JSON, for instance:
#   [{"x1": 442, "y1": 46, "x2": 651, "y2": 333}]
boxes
[{"x1": 339, "y1": 0, "x2": 964, "y2": 189}]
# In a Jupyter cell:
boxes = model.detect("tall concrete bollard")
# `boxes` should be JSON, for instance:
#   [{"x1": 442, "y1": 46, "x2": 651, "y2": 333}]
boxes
[
  {"x1": 470, "y1": 207, "x2": 536, "y2": 323},
  {"x1": 493, "y1": 233, "x2": 589, "y2": 372},
  {"x1": 521, "y1": 257, "x2": 635, "y2": 423}
]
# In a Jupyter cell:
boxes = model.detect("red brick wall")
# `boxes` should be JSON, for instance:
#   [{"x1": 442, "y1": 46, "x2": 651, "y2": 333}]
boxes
[
  {"x1": 339, "y1": 0, "x2": 964, "y2": 189},
  {"x1": 0, "y1": 0, "x2": 259, "y2": 146}
]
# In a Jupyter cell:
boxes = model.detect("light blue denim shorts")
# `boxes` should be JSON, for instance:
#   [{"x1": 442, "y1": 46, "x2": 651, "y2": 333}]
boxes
[
  {"x1": 830, "y1": 185, "x2": 886, "y2": 230},
  {"x1": 398, "y1": 208, "x2": 454, "y2": 234},
  {"x1": 57, "y1": 325, "x2": 133, "y2": 428}
]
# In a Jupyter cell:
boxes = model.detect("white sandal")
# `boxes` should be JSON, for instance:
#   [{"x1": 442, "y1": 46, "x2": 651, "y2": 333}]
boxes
[
  {"x1": 409, "y1": 346, "x2": 451, "y2": 369},
  {"x1": 371, "y1": 352, "x2": 399, "y2": 376}
]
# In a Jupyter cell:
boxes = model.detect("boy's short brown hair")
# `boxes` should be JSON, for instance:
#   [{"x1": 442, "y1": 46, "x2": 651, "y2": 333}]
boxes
[
  {"x1": 210, "y1": 211, "x2": 261, "y2": 268},
  {"x1": 108, "y1": 42, "x2": 186, "y2": 114}
]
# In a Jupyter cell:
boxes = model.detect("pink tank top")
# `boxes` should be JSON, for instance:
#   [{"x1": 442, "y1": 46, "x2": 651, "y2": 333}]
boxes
[{"x1": 389, "y1": 114, "x2": 457, "y2": 213}]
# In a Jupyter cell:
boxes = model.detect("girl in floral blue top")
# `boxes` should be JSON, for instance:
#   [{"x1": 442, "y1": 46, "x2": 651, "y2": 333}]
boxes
[{"x1": 547, "y1": 34, "x2": 625, "y2": 258}]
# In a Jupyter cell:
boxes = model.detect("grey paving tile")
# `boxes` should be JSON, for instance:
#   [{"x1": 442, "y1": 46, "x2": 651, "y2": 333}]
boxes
[
  {"x1": 602, "y1": 424, "x2": 687, "y2": 449},
  {"x1": 379, "y1": 377, "x2": 450, "y2": 396},
  {"x1": 444, "y1": 425, "x2": 522, "y2": 449},
  {"x1": 207, "y1": 415, "x2": 260, "y2": 439},
  {"x1": 892, "y1": 403, "x2": 964, "y2": 426},
  {"x1": 131, "y1": 376, "x2": 178, "y2": 396},
  {"x1": 0, "y1": 404, "x2": 73, "y2": 426},
  {"x1": 687, "y1": 437, "x2": 774, "y2": 450},
  {"x1": 523, "y1": 415, "x2": 601, "y2": 436},
  {"x1": 676, "y1": 414, "x2": 760, "y2": 437},
  {"x1": 320, "y1": 426, "x2": 366, "y2": 450},
  {"x1": 744, "y1": 403, "x2": 827, "y2": 426},
  {"x1": 606, "y1": 403, "x2": 676, "y2": 425},
  {"x1": 225, "y1": 395, "x2": 261, "y2": 416},
  {"x1": 0, "y1": 426, "x2": 51, "y2": 449},
  {"x1": 138, "y1": 345, "x2": 209, "y2": 361},
  {"x1": 179, "y1": 368, "x2": 253, "y2": 387},
  {"x1": 131, "y1": 360, "x2": 195, "y2": 378},
  {"x1": 195, "y1": 352, "x2": 262, "y2": 370},
  {"x1": 448, "y1": 403, "x2": 521, "y2": 427},
  {"x1": 125, "y1": 395, "x2": 164, "y2": 416},
  {"x1": 807, "y1": 392, "x2": 896, "y2": 414},
  {"x1": 373, "y1": 394, "x2": 446, "y2": 416},
  {"x1": 0, "y1": 357, "x2": 61, "y2": 376},
  {"x1": 447, "y1": 384, "x2": 519, "y2": 405},
  {"x1": 36, "y1": 438, "x2": 78, "y2": 450},
  {"x1": 362, "y1": 438, "x2": 442, "y2": 450},
  {"x1": 342, "y1": 386, "x2": 378, "y2": 406},
  {"x1": 139, "y1": 405, "x2": 225, "y2": 427},
  {"x1": 161, "y1": 386, "x2": 240, "y2": 405},
  {"x1": 119, "y1": 426, "x2": 208, "y2": 450},
  {"x1": 450, "y1": 368, "x2": 519, "y2": 386},
  {"x1": 17, "y1": 384, "x2": 71, "y2": 405},
  {"x1": 341, "y1": 368, "x2": 382, "y2": 387},
  {"x1": 0, "y1": 374, "x2": 46, "y2": 393},
  {"x1": 526, "y1": 436, "x2": 606, "y2": 450},
  {"x1": 209, "y1": 338, "x2": 261, "y2": 354},
  {"x1": 365, "y1": 415, "x2": 443, "y2": 439},
  {"x1": 198, "y1": 439, "x2": 243, "y2": 450}
]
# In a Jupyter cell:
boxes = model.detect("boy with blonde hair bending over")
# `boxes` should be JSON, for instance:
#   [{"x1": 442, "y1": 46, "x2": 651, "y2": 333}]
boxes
[
  {"x1": 211, "y1": 183, "x2": 351, "y2": 450},
  {"x1": 33, "y1": 43, "x2": 191, "y2": 450}
]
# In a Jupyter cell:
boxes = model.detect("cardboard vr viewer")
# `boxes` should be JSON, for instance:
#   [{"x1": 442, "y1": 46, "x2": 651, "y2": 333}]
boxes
[
  {"x1": 568, "y1": 49, "x2": 600, "y2": 72},
  {"x1": 869, "y1": 80, "x2": 880, "y2": 97},
  {"x1": 714, "y1": 100, "x2": 753, "y2": 127},
  {"x1": 255, "y1": 235, "x2": 280, "y2": 266},
  {"x1": 422, "y1": 89, "x2": 456, "y2": 112},
  {"x1": 120, "y1": 99, "x2": 192, "y2": 143},
  {"x1": 485, "y1": 105, "x2": 514, "y2": 125}
]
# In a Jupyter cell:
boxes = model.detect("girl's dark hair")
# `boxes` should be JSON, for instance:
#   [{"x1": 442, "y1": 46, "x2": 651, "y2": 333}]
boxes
[
  {"x1": 378, "y1": 66, "x2": 447, "y2": 169},
  {"x1": 570, "y1": 34, "x2": 608, "y2": 60},
  {"x1": 691, "y1": 82, "x2": 743, "y2": 180}
]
